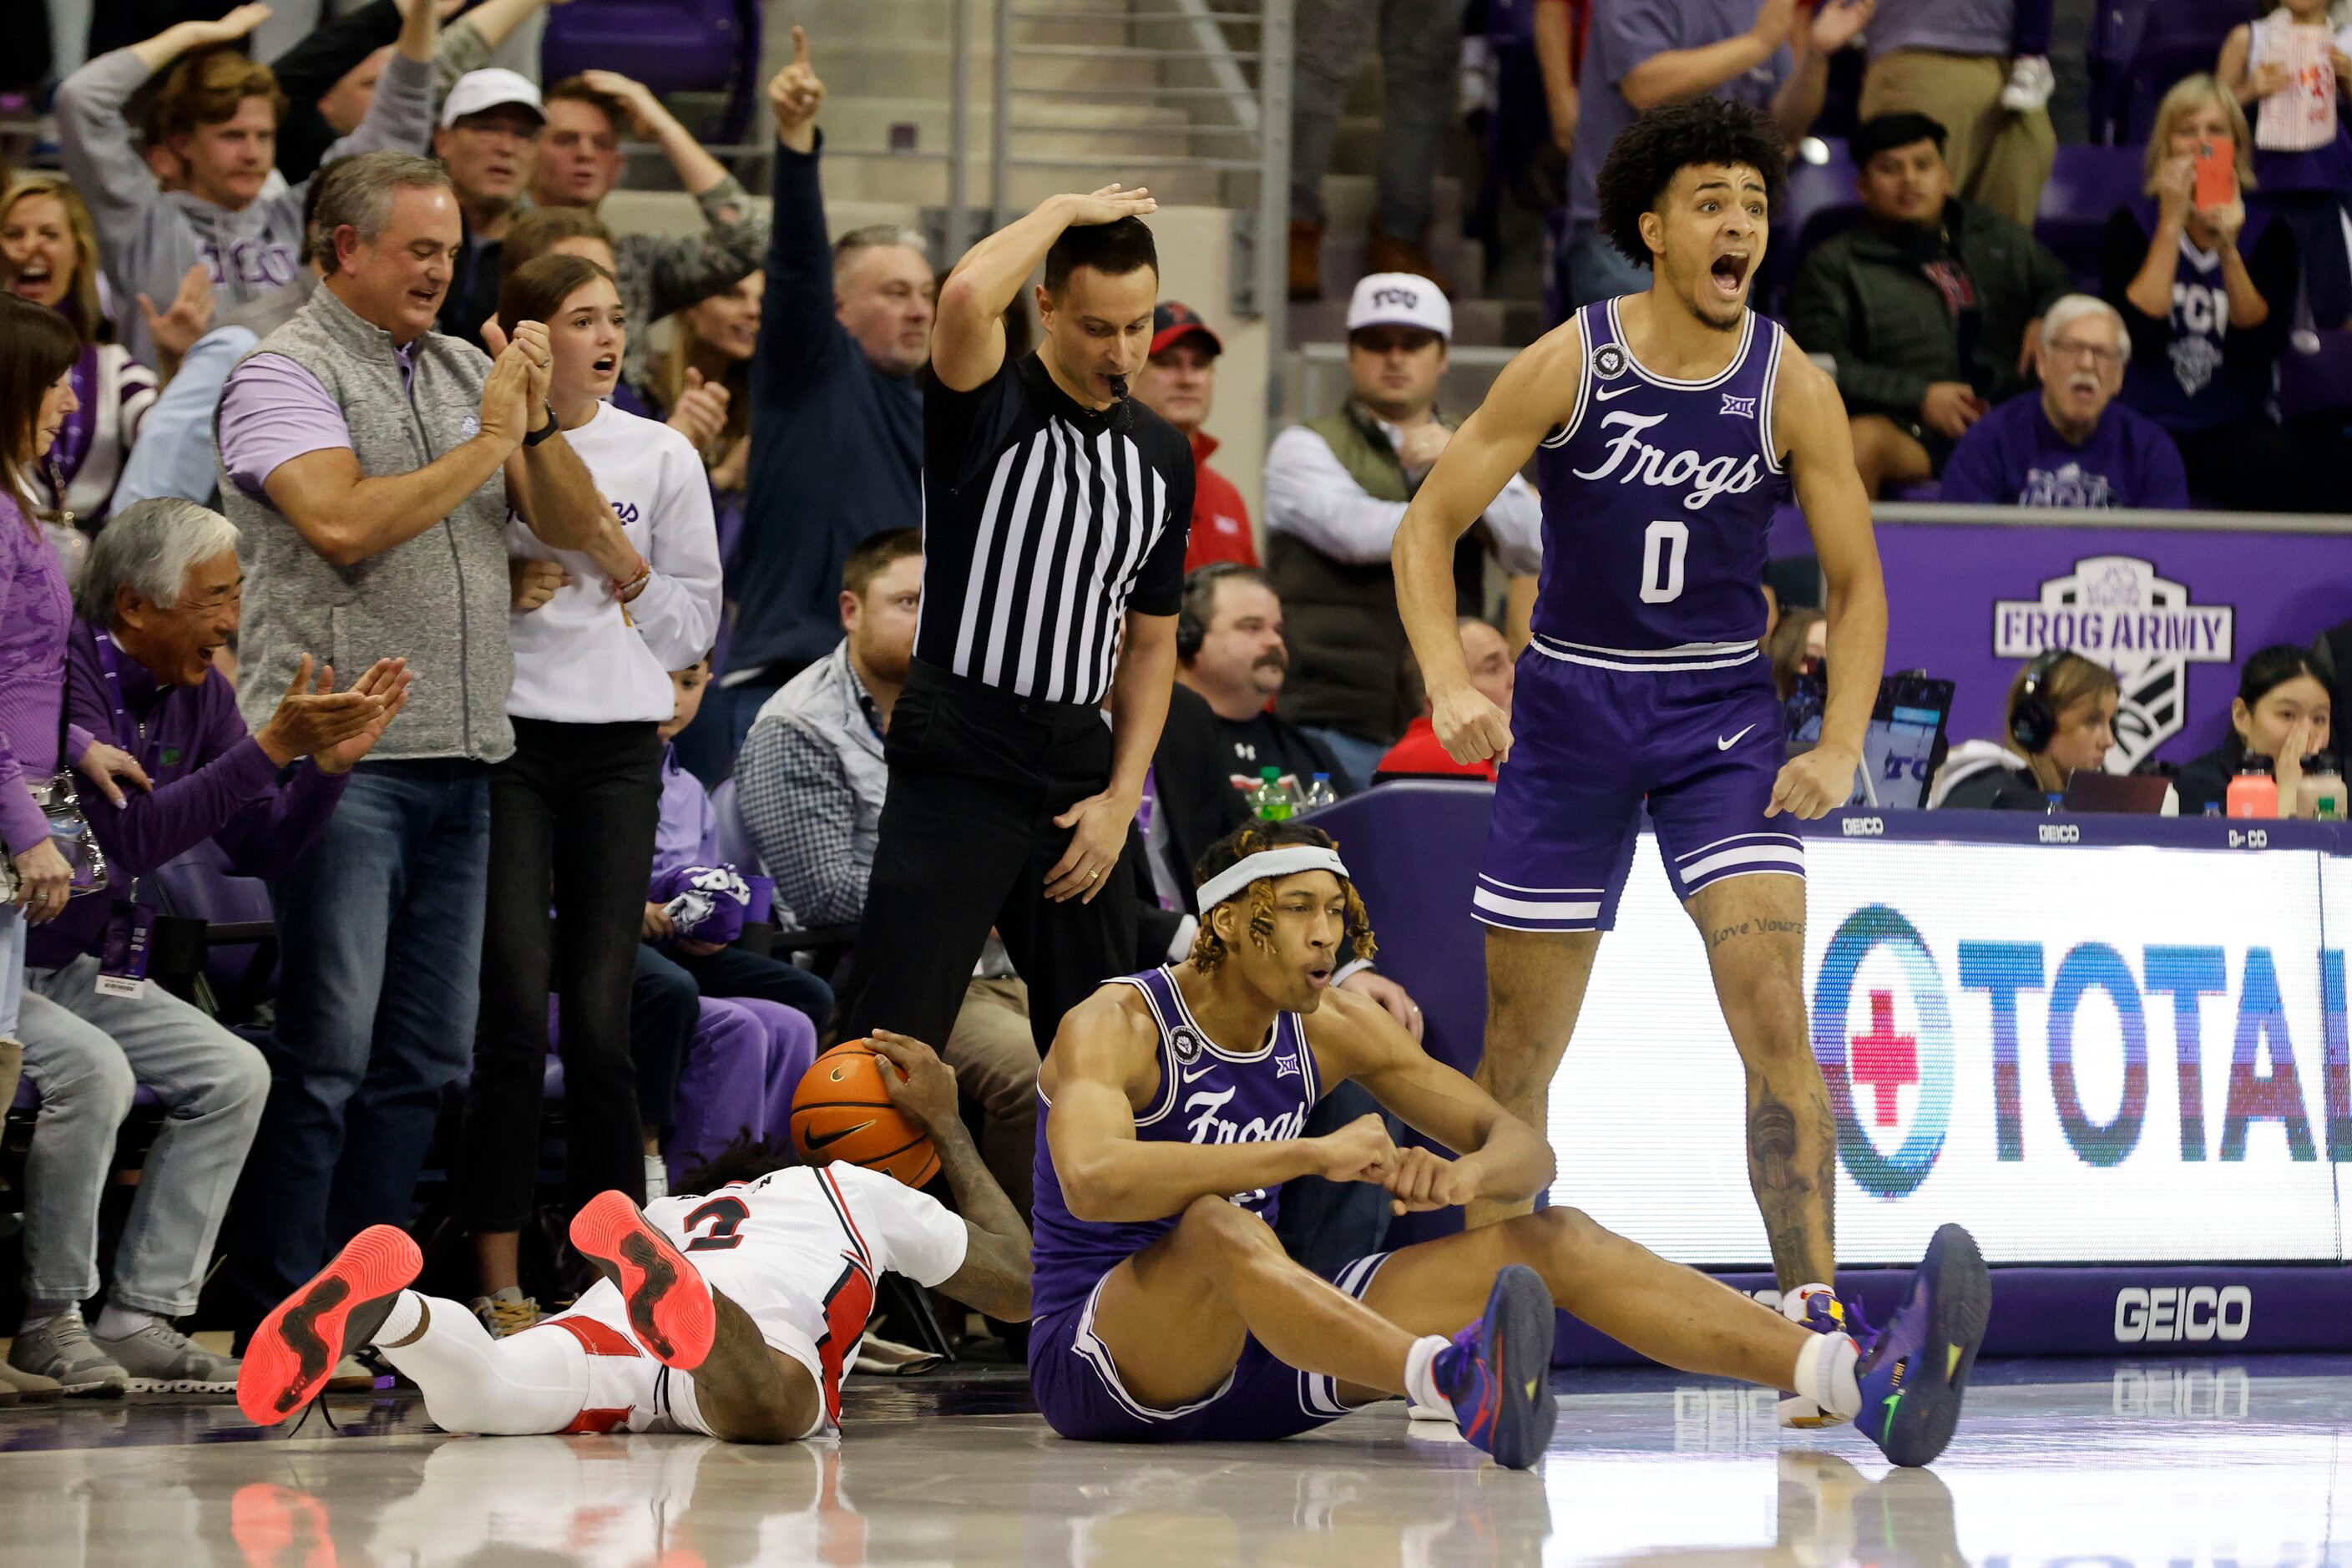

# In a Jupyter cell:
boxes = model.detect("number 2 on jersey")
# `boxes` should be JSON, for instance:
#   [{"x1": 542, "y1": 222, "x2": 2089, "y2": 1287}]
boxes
[
  {"x1": 1640, "y1": 519, "x2": 1689, "y2": 604},
  {"x1": 684, "y1": 1195, "x2": 750, "y2": 1252}
]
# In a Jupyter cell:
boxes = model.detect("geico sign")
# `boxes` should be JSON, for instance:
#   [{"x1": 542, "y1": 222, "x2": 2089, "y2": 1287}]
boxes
[{"x1": 2113, "y1": 1284, "x2": 2251, "y2": 1343}]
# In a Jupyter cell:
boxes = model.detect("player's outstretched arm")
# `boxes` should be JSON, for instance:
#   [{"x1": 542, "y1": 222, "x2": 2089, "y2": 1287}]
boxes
[
  {"x1": 870, "y1": 1031, "x2": 1032, "y2": 1323},
  {"x1": 1769, "y1": 354, "x2": 1889, "y2": 820},
  {"x1": 1391, "y1": 320, "x2": 1585, "y2": 765},
  {"x1": 1311, "y1": 987, "x2": 1555, "y2": 1213},
  {"x1": 1043, "y1": 990, "x2": 1397, "y2": 1223}
]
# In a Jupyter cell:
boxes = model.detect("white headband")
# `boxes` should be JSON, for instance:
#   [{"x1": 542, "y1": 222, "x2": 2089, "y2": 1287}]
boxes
[{"x1": 1195, "y1": 846, "x2": 1352, "y2": 912}]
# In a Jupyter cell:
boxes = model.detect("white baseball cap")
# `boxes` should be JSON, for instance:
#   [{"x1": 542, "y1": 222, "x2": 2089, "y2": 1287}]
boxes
[
  {"x1": 440, "y1": 68, "x2": 547, "y2": 130},
  {"x1": 1346, "y1": 272, "x2": 1452, "y2": 341}
]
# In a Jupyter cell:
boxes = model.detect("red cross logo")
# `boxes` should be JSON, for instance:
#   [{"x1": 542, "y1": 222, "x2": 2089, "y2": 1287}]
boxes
[{"x1": 1849, "y1": 990, "x2": 1919, "y2": 1127}]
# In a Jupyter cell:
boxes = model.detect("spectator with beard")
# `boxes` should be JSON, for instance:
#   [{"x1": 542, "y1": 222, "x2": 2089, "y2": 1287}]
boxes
[
  {"x1": 1939, "y1": 296, "x2": 2189, "y2": 508},
  {"x1": 1173, "y1": 564, "x2": 1348, "y2": 800},
  {"x1": 717, "y1": 36, "x2": 936, "y2": 748},
  {"x1": 1130, "y1": 301, "x2": 1256, "y2": 572},
  {"x1": 1375, "y1": 617, "x2": 1516, "y2": 781},
  {"x1": 432, "y1": 68, "x2": 545, "y2": 349},
  {"x1": 55, "y1": 0, "x2": 437, "y2": 369},
  {"x1": 526, "y1": 71, "x2": 769, "y2": 392}
]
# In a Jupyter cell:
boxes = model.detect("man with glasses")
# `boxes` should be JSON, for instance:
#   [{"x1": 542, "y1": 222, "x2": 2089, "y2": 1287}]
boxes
[
  {"x1": 432, "y1": 68, "x2": 547, "y2": 348},
  {"x1": 1940, "y1": 296, "x2": 2190, "y2": 509}
]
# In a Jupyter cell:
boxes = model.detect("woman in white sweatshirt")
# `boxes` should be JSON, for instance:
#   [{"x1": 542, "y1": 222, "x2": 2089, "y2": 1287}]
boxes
[{"x1": 460, "y1": 253, "x2": 722, "y2": 1334}]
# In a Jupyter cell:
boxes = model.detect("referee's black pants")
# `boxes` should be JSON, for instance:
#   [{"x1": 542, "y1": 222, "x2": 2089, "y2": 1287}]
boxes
[{"x1": 841, "y1": 662, "x2": 1137, "y2": 1060}]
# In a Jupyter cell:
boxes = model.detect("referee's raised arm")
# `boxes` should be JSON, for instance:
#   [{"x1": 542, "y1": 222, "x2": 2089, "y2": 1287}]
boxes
[
  {"x1": 931, "y1": 185, "x2": 1160, "y2": 392},
  {"x1": 836, "y1": 190, "x2": 1200, "y2": 1075}
]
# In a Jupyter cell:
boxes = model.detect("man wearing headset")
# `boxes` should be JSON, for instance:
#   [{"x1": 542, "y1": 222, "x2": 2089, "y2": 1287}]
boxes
[
  {"x1": 1928, "y1": 649, "x2": 2122, "y2": 809},
  {"x1": 1174, "y1": 564, "x2": 1353, "y2": 800}
]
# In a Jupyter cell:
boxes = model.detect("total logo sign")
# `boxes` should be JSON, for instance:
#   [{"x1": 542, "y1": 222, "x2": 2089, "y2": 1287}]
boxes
[{"x1": 1811, "y1": 903, "x2": 2351, "y2": 1203}]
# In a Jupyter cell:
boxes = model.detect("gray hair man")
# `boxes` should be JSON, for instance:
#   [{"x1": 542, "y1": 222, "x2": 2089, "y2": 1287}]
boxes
[
  {"x1": 1939, "y1": 296, "x2": 2193, "y2": 509},
  {"x1": 209, "y1": 148, "x2": 626, "y2": 1338},
  {"x1": 8, "y1": 499, "x2": 408, "y2": 1400}
]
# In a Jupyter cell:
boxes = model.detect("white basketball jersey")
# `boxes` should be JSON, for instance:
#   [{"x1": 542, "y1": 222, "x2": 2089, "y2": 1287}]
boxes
[{"x1": 544, "y1": 1163, "x2": 968, "y2": 1437}]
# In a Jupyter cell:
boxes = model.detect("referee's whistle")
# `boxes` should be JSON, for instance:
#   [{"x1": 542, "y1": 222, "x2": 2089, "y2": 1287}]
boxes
[{"x1": 1106, "y1": 372, "x2": 1133, "y2": 431}]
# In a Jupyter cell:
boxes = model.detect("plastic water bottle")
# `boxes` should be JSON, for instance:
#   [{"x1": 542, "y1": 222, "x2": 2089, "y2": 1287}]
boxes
[
  {"x1": 1249, "y1": 766, "x2": 1294, "y2": 821},
  {"x1": 1300, "y1": 772, "x2": 1338, "y2": 812},
  {"x1": 2044, "y1": 792, "x2": 2064, "y2": 815}
]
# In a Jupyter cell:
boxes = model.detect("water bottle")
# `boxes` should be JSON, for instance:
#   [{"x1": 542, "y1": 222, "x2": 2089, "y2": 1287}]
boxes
[
  {"x1": 1300, "y1": 772, "x2": 1338, "y2": 812},
  {"x1": 2226, "y1": 755, "x2": 2278, "y2": 819},
  {"x1": 2043, "y1": 792, "x2": 2064, "y2": 816},
  {"x1": 1249, "y1": 766, "x2": 1293, "y2": 821},
  {"x1": 2299, "y1": 756, "x2": 2343, "y2": 821}
]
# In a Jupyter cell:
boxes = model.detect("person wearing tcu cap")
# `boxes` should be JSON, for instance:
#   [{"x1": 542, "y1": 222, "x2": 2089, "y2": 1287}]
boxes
[
  {"x1": 432, "y1": 68, "x2": 546, "y2": 349},
  {"x1": 1261, "y1": 273, "x2": 1541, "y2": 791},
  {"x1": 1132, "y1": 301, "x2": 1257, "y2": 573}
]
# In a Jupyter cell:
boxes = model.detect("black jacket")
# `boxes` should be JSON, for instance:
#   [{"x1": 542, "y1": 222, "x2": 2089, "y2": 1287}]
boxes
[{"x1": 1788, "y1": 198, "x2": 2074, "y2": 422}]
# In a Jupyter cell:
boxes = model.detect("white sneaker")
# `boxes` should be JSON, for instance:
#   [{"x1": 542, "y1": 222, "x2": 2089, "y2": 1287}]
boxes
[
  {"x1": 94, "y1": 1319, "x2": 239, "y2": 1394},
  {"x1": 2000, "y1": 55, "x2": 2055, "y2": 113}
]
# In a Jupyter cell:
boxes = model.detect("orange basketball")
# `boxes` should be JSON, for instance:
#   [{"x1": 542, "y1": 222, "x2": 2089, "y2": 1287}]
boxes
[{"x1": 790, "y1": 1039, "x2": 939, "y2": 1188}]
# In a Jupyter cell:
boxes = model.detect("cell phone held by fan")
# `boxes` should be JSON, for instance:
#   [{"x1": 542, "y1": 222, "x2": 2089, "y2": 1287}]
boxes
[{"x1": 2194, "y1": 135, "x2": 2237, "y2": 210}]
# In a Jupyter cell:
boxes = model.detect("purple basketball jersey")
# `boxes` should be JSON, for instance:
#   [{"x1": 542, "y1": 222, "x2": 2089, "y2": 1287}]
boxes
[
  {"x1": 1029, "y1": 966, "x2": 1323, "y2": 1321},
  {"x1": 1531, "y1": 299, "x2": 1791, "y2": 663}
]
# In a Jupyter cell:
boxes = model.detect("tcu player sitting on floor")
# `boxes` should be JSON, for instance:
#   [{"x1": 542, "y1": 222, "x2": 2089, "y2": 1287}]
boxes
[
  {"x1": 235, "y1": 1034, "x2": 1028, "y2": 1443},
  {"x1": 1023, "y1": 821, "x2": 1985, "y2": 1471}
]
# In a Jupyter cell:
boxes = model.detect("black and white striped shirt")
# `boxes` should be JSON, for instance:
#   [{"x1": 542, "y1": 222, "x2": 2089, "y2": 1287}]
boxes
[{"x1": 916, "y1": 354, "x2": 1193, "y2": 705}]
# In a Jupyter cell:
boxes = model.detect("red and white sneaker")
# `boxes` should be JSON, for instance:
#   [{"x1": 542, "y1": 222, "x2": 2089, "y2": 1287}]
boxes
[
  {"x1": 569, "y1": 1190, "x2": 717, "y2": 1370},
  {"x1": 237, "y1": 1224, "x2": 421, "y2": 1427}
]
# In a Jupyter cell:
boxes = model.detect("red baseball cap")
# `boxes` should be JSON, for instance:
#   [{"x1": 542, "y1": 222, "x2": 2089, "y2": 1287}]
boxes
[{"x1": 1151, "y1": 301, "x2": 1223, "y2": 358}]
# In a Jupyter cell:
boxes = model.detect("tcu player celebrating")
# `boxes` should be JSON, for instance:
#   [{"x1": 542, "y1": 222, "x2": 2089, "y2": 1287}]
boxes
[
  {"x1": 236, "y1": 1035, "x2": 1028, "y2": 1443},
  {"x1": 1392, "y1": 99, "x2": 1930, "y2": 1426},
  {"x1": 1024, "y1": 821, "x2": 1983, "y2": 1469}
]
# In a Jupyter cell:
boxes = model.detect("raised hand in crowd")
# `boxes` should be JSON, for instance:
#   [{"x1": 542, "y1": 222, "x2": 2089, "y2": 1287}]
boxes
[
  {"x1": 1806, "y1": 0, "x2": 1874, "y2": 55},
  {"x1": 665, "y1": 366, "x2": 731, "y2": 453},
  {"x1": 252, "y1": 653, "x2": 393, "y2": 769},
  {"x1": 768, "y1": 26, "x2": 827, "y2": 153},
  {"x1": 510, "y1": 557, "x2": 570, "y2": 612},
  {"x1": 128, "y1": 1, "x2": 274, "y2": 70},
  {"x1": 476, "y1": 321, "x2": 541, "y2": 450},
  {"x1": 74, "y1": 741, "x2": 154, "y2": 808},
  {"x1": 139, "y1": 263, "x2": 217, "y2": 379},
  {"x1": 311, "y1": 657, "x2": 413, "y2": 776}
]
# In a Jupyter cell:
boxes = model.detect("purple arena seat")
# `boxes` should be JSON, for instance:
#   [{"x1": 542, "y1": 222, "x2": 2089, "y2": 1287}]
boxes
[
  {"x1": 147, "y1": 838, "x2": 278, "y2": 1019},
  {"x1": 1761, "y1": 139, "x2": 1859, "y2": 314},
  {"x1": 711, "y1": 776, "x2": 759, "y2": 875},
  {"x1": 2120, "y1": 0, "x2": 2258, "y2": 143},
  {"x1": 539, "y1": 0, "x2": 765, "y2": 144},
  {"x1": 2036, "y1": 144, "x2": 2148, "y2": 290}
]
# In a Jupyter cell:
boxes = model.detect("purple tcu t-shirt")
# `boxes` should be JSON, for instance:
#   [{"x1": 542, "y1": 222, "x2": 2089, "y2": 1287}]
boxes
[
  {"x1": 216, "y1": 343, "x2": 417, "y2": 497},
  {"x1": 1938, "y1": 390, "x2": 2192, "y2": 510},
  {"x1": 1569, "y1": 0, "x2": 1793, "y2": 223}
]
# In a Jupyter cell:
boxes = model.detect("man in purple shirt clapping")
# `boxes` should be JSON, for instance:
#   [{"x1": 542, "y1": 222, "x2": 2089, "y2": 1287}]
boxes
[
  {"x1": 1940, "y1": 296, "x2": 2192, "y2": 510},
  {"x1": 8, "y1": 499, "x2": 407, "y2": 1399}
]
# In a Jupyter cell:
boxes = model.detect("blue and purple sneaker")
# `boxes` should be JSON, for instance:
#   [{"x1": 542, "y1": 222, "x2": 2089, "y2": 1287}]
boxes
[
  {"x1": 1432, "y1": 1264, "x2": 1557, "y2": 1469},
  {"x1": 1856, "y1": 1224, "x2": 1990, "y2": 1467}
]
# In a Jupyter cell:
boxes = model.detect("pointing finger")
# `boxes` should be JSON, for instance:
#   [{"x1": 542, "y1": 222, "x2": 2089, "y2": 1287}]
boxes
[{"x1": 792, "y1": 23, "x2": 810, "y2": 63}]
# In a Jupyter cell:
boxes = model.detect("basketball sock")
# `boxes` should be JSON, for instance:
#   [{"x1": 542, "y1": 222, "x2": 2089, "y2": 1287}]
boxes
[
  {"x1": 94, "y1": 1305, "x2": 159, "y2": 1340},
  {"x1": 1793, "y1": 1329, "x2": 1862, "y2": 1420},
  {"x1": 372, "y1": 1292, "x2": 586, "y2": 1434},
  {"x1": 1404, "y1": 1335, "x2": 1455, "y2": 1421},
  {"x1": 372, "y1": 1290, "x2": 426, "y2": 1348}
]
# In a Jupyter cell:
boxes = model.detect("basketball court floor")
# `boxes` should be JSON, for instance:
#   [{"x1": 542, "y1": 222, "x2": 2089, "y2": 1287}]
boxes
[{"x1": 0, "y1": 1355, "x2": 2343, "y2": 1565}]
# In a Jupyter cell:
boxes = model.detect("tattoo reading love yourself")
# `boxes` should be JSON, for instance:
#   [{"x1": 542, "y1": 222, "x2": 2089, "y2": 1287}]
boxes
[{"x1": 1706, "y1": 917, "x2": 1802, "y2": 952}]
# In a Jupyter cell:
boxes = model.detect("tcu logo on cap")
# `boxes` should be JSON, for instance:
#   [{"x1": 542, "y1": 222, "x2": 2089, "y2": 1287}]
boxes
[{"x1": 1370, "y1": 286, "x2": 1420, "y2": 310}]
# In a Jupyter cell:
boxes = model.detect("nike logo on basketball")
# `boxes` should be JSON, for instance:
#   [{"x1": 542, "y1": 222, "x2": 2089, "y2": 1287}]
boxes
[
  {"x1": 1592, "y1": 383, "x2": 1636, "y2": 402},
  {"x1": 1717, "y1": 725, "x2": 1756, "y2": 751},
  {"x1": 799, "y1": 1122, "x2": 872, "y2": 1153}
]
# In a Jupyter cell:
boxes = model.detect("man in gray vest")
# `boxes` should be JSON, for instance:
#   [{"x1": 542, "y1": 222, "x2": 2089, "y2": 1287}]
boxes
[
  {"x1": 1262, "y1": 273, "x2": 1543, "y2": 789},
  {"x1": 209, "y1": 149, "x2": 620, "y2": 1339}
]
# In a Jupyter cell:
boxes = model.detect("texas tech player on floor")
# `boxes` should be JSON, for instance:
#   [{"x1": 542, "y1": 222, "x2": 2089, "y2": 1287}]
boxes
[
  {"x1": 1390, "y1": 97, "x2": 1892, "y2": 1424},
  {"x1": 237, "y1": 1034, "x2": 1028, "y2": 1442}
]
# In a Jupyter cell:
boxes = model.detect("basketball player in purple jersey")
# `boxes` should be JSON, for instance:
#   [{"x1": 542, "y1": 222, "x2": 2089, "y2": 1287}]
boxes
[
  {"x1": 1025, "y1": 819, "x2": 1986, "y2": 1469},
  {"x1": 1392, "y1": 99, "x2": 1901, "y2": 1424}
]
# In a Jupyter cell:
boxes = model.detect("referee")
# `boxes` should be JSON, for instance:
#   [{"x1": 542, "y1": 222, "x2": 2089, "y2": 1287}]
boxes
[{"x1": 839, "y1": 184, "x2": 1194, "y2": 1059}]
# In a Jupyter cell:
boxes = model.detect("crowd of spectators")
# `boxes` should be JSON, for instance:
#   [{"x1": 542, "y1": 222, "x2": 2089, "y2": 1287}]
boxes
[{"x1": 0, "y1": 0, "x2": 2342, "y2": 1410}]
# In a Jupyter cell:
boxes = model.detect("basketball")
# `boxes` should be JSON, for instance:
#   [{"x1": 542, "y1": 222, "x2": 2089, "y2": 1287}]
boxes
[{"x1": 790, "y1": 1039, "x2": 939, "y2": 1188}]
